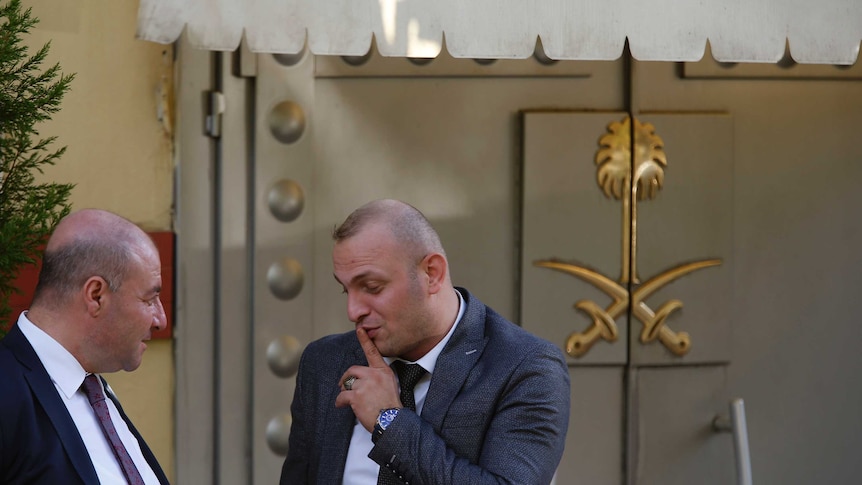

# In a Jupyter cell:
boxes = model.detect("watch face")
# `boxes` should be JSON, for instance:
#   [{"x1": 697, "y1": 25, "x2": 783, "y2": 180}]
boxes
[{"x1": 378, "y1": 408, "x2": 400, "y2": 430}]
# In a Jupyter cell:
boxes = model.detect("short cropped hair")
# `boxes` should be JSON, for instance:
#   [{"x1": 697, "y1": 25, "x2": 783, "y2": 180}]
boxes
[
  {"x1": 32, "y1": 238, "x2": 134, "y2": 307},
  {"x1": 333, "y1": 200, "x2": 445, "y2": 263}
]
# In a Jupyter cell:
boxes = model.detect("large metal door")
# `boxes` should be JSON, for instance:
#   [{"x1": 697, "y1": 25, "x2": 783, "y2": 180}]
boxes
[
  {"x1": 176, "y1": 45, "x2": 738, "y2": 484},
  {"x1": 175, "y1": 34, "x2": 862, "y2": 484},
  {"x1": 246, "y1": 50, "x2": 651, "y2": 484},
  {"x1": 522, "y1": 112, "x2": 736, "y2": 484}
]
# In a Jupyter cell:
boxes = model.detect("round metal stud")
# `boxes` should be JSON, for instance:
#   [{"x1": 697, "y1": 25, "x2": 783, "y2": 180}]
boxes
[
  {"x1": 266, "y1": 414, "x2": 292, "y2": 456},
  {"x1": 267, "y1": 179, "x2": 305, "y2": 222},
  {"x1": 267, "y1": 101, "x2": 306, "y2": 144},
  {"x1": 267, "y1": 258, "x2": 304, "y2": 300},
  {"x1": 272, "y1": 50, "x2": 305, "y2": 67},
  {"x1": 266, "y1": 335, "x2": 303, "y2": 378}
]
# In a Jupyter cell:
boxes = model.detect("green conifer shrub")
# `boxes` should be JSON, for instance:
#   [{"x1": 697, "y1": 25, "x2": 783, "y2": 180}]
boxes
[{"x1": 0, "y1": 0, "x2": 75, "y2": 336}]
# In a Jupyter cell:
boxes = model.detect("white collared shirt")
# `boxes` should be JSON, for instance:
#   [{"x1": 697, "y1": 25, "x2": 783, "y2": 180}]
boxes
[
  {"x1": 17, "y1": 312, "x2": 161, "y2": 485},
  {"x1": 342, "y1": 290, "x2": 467, "y2": 485}
]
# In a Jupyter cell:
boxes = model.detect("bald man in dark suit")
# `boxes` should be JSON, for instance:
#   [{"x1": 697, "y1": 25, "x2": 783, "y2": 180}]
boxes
[{"x1": 0, "y1": 209, "x2": 170, "y2": 484}]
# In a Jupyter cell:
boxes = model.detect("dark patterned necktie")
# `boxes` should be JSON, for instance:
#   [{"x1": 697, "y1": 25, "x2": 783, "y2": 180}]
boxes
[
  {"x1": 81, "y1": 374, "x2": 146, "y2": 485},
  {"x1": 378, "y1": 361, "x2": 427, "y2": 485}
]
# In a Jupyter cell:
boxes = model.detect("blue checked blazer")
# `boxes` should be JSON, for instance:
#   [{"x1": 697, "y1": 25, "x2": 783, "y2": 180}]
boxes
[
  {"x1": 280, "y1": 288, "x2": 570, "y2": 484},
  {"x1": 0, "y1": 323, "x2": 170, "y2": 485}
]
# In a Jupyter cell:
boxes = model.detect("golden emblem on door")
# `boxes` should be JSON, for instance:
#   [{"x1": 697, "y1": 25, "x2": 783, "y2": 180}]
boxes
[{"x1": 535, "y1": 116, "x2": 721, "y2": 357}]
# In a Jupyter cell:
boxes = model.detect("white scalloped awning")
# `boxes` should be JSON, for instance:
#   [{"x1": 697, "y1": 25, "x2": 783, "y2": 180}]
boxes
[{"x1": 136, "y1": 0, "x2": 862, "y2": 64}]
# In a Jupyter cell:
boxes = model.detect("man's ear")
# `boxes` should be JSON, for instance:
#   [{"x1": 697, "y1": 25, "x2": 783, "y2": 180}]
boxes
[
  {"x1": 421, "y1": 253, "x2": 448, "y2": 294},
  {"x1": 83, "y1": 276, "x2": 109, "y2": 316}
]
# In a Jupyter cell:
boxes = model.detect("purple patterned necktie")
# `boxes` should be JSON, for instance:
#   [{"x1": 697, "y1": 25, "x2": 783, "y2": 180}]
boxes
[{"x1": 81, "y1": 374, "x2": 146, "y2": 485}]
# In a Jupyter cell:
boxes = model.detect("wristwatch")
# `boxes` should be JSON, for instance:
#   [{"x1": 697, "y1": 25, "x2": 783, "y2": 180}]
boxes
[{"x1": 372, "y1": 408, "x2": 400, "y2": 444}]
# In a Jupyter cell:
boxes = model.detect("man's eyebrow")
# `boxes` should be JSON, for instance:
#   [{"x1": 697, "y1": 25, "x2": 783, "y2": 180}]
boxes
[{"x1": 333, "y1": 272, "x2": 373, "y2": 288}]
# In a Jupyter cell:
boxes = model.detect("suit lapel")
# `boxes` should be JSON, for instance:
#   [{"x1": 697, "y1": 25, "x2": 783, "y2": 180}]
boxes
[
  {"x1": 5, "y1": 325, "x2": 100, "y2": 485},
  {"x1": 422, "y1": 289, "x2": 487, "y2": 432},
  {"x1": 319, "y1": 337, "x2": 366, "y2": 484}
]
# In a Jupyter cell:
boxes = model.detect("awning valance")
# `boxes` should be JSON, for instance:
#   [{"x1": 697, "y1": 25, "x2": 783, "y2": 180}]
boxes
[{"x1": 136, "y1": 0, "x2": 861, "y2": 64}]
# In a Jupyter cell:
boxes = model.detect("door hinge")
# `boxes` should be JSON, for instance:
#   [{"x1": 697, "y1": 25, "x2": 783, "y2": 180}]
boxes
[{"x1": 205, "y1": 90, "x2": 226, "y2": 138}]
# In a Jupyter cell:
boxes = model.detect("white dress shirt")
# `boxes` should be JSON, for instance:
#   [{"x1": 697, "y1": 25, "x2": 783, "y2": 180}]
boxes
[
  {"x1": 17, "y1": 312, "x2": 161, "y2": 485},
  {"x1": 342, "y1": 290, "x2": 467, "y2": 485}
]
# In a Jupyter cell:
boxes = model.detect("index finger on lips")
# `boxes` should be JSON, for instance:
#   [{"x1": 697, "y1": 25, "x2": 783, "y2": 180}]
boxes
[{"x1": 356, "y1": 327, "x2": 388, "y2": 369}]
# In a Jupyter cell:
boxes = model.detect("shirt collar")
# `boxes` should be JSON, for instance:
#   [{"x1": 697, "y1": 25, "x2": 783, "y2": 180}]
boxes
[
  {"x1": 385, "y1": 288, "x2": 466, "y2": 374},
  {"x1": 17, "y1": 312, "x2": 88, "y2": 400}
]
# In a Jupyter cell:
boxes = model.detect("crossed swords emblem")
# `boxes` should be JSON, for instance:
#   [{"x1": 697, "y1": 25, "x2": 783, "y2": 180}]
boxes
[{"x1": 534, "y1": 116, "x2": 722, "y2": 358}]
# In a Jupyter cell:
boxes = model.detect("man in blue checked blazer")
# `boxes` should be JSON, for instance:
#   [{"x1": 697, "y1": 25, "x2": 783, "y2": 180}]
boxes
[
  {"x1": 0, "y1": 209, "x2": 170, "y2": 484},
  {"x1": 281, "y1": 199, "x2": 570, "y2": 484}
]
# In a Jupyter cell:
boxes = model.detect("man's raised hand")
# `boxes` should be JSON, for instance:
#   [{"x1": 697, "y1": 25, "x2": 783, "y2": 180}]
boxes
[{"x1": 334, "y1": 327, "x2": 402, "y2": 431}]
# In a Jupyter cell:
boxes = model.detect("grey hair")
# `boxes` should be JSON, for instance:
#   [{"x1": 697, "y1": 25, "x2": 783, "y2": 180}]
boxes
[{"x1": 32, "y1": 238, "x2": 135, "y2": 307}]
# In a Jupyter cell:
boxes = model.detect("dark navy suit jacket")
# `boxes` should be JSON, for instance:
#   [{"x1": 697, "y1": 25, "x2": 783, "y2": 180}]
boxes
[
  {"x1": 0, "y1": 324, "x2": 170, "y2": 485},
  {"x1": 280, "y1": 288, "x2": 570, "y2": 484}
]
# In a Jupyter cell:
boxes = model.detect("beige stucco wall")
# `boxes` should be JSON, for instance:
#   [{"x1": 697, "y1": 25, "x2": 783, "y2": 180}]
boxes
[{"x1": 24, "y1": 0, "x2": 175, "y2": 480}]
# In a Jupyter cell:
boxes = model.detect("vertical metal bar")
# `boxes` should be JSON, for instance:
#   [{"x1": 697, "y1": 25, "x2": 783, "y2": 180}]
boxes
[
  {"x1": 216, "y1": 48, "x2": 254, "y2": 484},
  {"x1": 174, "y1": 32, "x2": 216, "y2": 485},
  {"x1": 244, "y1": 52, "x2": 257, "y2": 485},
  {"x1": 211, "y1": 49, "x2": 223, "y2": 485},
  {"x1": 729, "y1": 399, "x2": 753, "y2": 485},
  {"x1": 623, "y1": 39, "x2": 638, "y2": 485},
  {"x1": 713, "y1": 398, "x2": 754, "y2": 485}
]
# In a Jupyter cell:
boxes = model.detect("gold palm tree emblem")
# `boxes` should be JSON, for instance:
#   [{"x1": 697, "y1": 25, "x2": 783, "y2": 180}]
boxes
[
  {"x1": 535, "y1": 115, "x2": 721, "y2": 357},
  {"x1": 597, "y1": 116, "x2": 666, "y2": 283}
]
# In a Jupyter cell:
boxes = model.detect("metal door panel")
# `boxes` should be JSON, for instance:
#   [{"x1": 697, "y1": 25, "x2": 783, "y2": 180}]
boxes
[
  {"x1": 521, "y1": 112, "x2": 733, "y2": 365},
  {"x1": 634, "y1": 366, "x2": 733, "y2": 485},
  {"x1": 630, "y1": 114, "x2": 734, "y2": 365},
  {"x1": 618, "y1": 56, "x2": 862, "y2": 485},
  {"x1": 174, "y1": 35, "x2": 218, "y2": 485},
  {"x1": 253, "y1": 51, "x2": 317, "y2": 484},
  {"x1": 521, "y1": 111, "x2": 736, "y2": 485},
  {"x1": 217, "y1": 49, "x2": 254, "y2": 484},
  {"x1": 521, "y1": 111, "x2": 630, "y2": 365},
  {"x1": 557, "y1": 367, "x2": 625, "y2": 485},
  {"x1": 309, "y1": 59, "x2": 626, "y2": 334}
]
